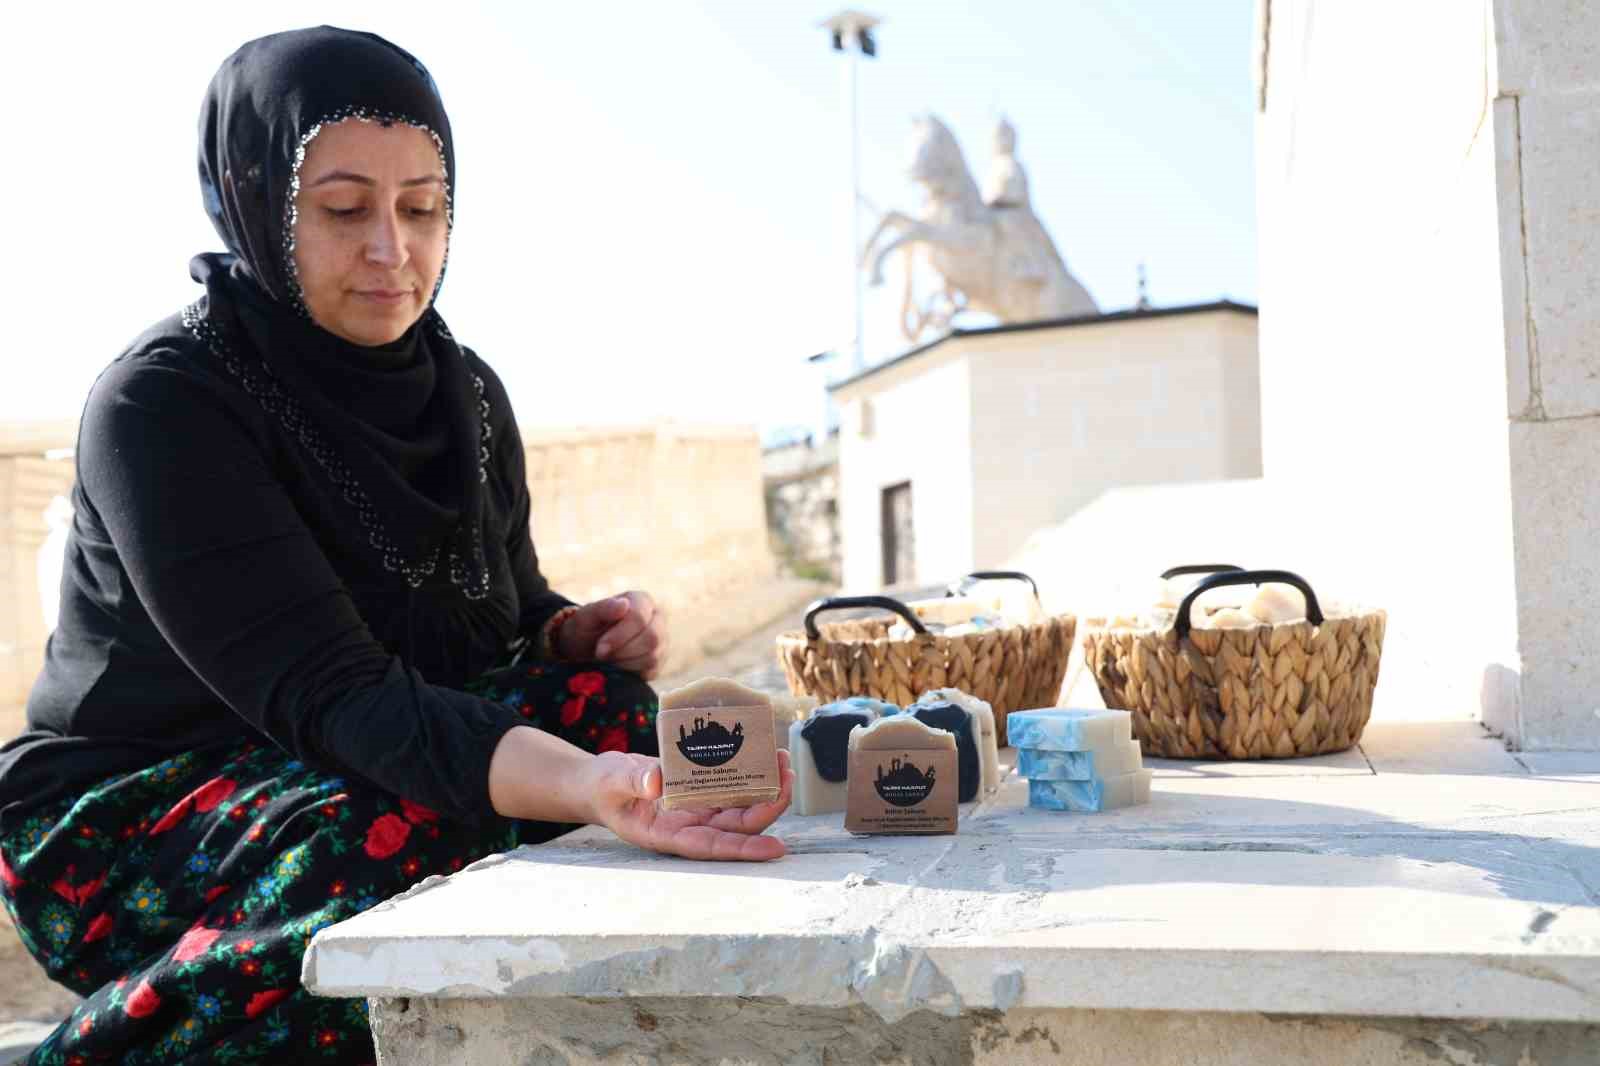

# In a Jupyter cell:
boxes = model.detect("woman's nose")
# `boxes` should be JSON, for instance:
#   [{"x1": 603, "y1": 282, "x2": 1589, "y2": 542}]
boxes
[{"x1": 364, "y1": 208, "x2": 407, "y2": 269}]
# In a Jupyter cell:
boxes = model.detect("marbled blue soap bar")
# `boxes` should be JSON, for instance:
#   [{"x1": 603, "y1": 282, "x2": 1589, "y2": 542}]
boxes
[
  {"x1": 1027, "y1": 770, "x2": 1152, "y2": 812},
  {"x1": 1017, "y1": 739, "x2": 1142, "y2": 780},
  {"x1": 1005, "y1": 709, "x2": 1131, "y2": 751}
]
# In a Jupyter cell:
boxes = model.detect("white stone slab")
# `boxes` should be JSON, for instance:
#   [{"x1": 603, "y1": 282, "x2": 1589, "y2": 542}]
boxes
[
  {"x1": 1516, "y1": 750, "x2": 1600, "y2": 777},
  {"x1": 1359, "y1": 721, "x2": 1527, "y2": 776},
  {"x1": 306, "y1": 733, "x2": 1600, "y2": 1025}
]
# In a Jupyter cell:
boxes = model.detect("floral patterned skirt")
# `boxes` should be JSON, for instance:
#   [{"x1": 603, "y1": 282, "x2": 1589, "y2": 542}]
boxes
[{"x1": 0, "y1": 661, "x2": 657, "y2": 1065}]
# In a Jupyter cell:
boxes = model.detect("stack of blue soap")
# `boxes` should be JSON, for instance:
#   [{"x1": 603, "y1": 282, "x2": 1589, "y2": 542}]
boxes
[{"x1": 1006, "y1": 708, "x2": 1153, "y2": 812}]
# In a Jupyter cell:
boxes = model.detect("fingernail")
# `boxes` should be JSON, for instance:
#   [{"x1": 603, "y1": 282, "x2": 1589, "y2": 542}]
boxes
[{"x1": 596, "y1": 642, "x2": 610, "y2": 658}]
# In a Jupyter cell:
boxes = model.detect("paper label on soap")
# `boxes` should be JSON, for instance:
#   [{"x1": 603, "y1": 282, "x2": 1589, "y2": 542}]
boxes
[
  {"x1": 845, "y1": 748, "x2": 957, "y2": 835},
  {"x1": 657, "y1": 704, "x2": 779, "y2": 802}
]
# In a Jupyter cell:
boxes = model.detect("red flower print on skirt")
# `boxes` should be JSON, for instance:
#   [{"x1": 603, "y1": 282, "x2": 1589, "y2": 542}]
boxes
[
  {"x1": 363, "y1": 813, "x2": 412, "y2": 860},
  {"x1": 598, "y1": 726, "x2": 629, "y2": 754},
  {"x1": 124, "y1": 979, "x2": 161, "y2": 1018},
  {"x1": 50, "y1": 868, "x2": 107, "y2": 907},
  {"x1": 399, "y1": 799, "x2": 439, "y2": 825},
  {"x1": 0, "y1": 851, "x2": 23, "y2": 892},
  {"x1": 173, "y1": 925, "x2": 221, "y2": 963},
  {"x1": 82, "y1": 913, "x2": 114, "y2": 944},
  {"x1": 568, "y1": 671, "x2": 607, "y2": 699},
  {"x1": 192, "y1": 777, "x2": 237, "y2": 813},
  {"x1": 245, "y1": 988, "x2": 291, "y2": 1019},
  {"x1": 149, "y1": 777, "x2": 237, "y2": 836},
  {"x1": 203, "y1": 883, "x2": 232, "y2": 904},
  {"x1": 560, "y1": 696, "x2": 587, "y2": 727}
]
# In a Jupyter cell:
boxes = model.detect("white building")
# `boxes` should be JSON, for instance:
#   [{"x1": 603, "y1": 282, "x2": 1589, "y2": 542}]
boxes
[{"x1": 829, "y1": 302, "x2": 1260, "y2": 591}]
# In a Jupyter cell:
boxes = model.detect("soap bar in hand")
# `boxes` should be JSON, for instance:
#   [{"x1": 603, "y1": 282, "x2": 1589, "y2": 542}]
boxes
[
  {"x1": 1005, "y1": 708, "x2": 1132, "y2": 752},
  {"x1": 657, "y1": 678, "x2": 781, "y2": 811},
  {"x1": 790, "y1": 698, "x2": 893, "y2": 815}
]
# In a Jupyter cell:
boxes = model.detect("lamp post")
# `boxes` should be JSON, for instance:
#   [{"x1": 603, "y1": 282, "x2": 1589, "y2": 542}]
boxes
[{"x1": 819, "y1": 10, "x2": 880, "y2": 377}]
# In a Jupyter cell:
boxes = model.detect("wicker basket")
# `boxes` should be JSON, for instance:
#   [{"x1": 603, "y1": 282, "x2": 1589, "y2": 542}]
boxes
[
  {"x1": 775, "y1": 573, "x2": 1075, "y2": 746},
  {"x1": 1082, "y1": 568, "x2": 1386, "y2": 759}
]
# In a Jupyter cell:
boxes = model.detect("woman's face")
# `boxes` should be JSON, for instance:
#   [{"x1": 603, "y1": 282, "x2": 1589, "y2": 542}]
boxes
[{"x1": 292, "y1": 119, "x2": 448, "y2": 346}]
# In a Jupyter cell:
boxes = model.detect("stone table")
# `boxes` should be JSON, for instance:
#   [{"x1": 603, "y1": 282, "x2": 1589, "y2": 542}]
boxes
[{"x1": 304, "y1": 722, "x2": 1600, "y2": 1065}]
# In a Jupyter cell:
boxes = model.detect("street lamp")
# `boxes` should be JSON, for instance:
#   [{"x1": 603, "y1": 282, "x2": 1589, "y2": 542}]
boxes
[{"x1": 819, "y1": 10, "x2": 880, "y2": 377}]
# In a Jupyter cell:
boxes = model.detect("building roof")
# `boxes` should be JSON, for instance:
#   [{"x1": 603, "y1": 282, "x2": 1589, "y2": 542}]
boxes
[{"x1": 826, "y1": 299, "x2": 1258, "y2": 395}]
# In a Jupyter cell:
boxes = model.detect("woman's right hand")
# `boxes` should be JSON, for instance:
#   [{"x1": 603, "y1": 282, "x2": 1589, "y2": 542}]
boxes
[
  {"x1": 488, "y1": 726, "x2": 793, "y2": 862},
  {"x1": 583, "y1": 749, "x2": 793, "y2": 862}
]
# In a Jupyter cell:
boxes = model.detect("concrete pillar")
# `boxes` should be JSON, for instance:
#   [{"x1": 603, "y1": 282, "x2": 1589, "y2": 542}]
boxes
[
  {"x1": 1255, "y1": 0, "x2": 1598, "y2": 748},
  {"x1": 1490, "y1": 1, "x2": 1600, "y2": 748}
]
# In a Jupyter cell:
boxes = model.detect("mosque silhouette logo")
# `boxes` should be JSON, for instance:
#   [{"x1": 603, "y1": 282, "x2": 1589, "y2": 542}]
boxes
[
  {"x1": 873, "y1": 757, "x2": 937, "y2": 807},
  {"x1": 676, "y1": 713, "x2": 745, "y2": 767}
]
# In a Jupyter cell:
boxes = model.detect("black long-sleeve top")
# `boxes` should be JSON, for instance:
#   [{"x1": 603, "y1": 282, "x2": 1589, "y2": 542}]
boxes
[{"x1": 0, "y1": 311, "x2": 571, "y2": 832}]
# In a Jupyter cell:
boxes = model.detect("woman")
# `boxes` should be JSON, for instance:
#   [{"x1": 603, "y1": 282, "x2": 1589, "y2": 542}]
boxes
[{"x1": 0, "y1": 26, "x2": 791, "y2": 1064}]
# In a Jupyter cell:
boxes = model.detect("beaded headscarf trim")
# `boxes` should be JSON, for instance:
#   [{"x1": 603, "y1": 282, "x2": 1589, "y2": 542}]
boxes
[{"x1": 183, "y1": 110, "x2": 489, "y2": 599}]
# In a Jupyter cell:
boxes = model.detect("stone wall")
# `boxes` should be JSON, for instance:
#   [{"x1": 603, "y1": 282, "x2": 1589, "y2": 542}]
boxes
[
  {"x1": 521, "y1": 424, "x2": 777, "y2": 674},
  {"x1": 1255, "y1": 0, "x2": 1600, "y2": 748},
  {"x1": 0, "y1": 427, "x2": 75, "y2": 714},
  {"x1": 762, "y1": 436, "x2": 840, "y2": 583},
  {"x1": 1, "y1": 422, "x2": 775, "y2": 712}
]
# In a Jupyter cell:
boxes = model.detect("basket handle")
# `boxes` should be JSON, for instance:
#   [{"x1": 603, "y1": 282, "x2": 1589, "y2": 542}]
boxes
[
  {"x1": 1174, "y1": 569, "x2": 1325, "y2": 642},
  {"x1": 1160, "y1": 564, "x2": 1245, "y2": 580},
  {"x1": 803, "y1": 596, "x2": 928, "y2": 641},
  {"x1": 945, "y1": 570, "x2": 1040, "y2": 600}
]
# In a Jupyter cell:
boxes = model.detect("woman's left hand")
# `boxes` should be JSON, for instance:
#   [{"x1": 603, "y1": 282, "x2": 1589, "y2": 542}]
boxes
[{"x1": 558, "y1": 590, "x2": 669, "y2": 679}]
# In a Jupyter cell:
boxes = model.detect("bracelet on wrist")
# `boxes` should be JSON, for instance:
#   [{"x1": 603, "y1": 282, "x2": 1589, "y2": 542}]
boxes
[{"x1": 539, "y1": 605, "x2": 581, "y2": 661}]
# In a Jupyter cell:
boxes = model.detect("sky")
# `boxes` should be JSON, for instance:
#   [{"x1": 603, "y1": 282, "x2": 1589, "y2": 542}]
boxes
[{"x1": 0, "y1": 2, "x2": 1257, "y2": 440}]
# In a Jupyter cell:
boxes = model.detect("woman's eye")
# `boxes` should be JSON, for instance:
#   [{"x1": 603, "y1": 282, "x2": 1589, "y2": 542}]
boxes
[
  {"x1": 406, "y1": 205, "x2": 440, "y2": 218},
  {"x1": 323, "y1": 206, "x2": 364, "y2": 219}
]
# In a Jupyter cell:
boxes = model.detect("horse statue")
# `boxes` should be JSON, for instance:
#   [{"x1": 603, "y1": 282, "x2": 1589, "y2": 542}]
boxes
[{"x1": 861, "y1": 116, "x2": 1098, "y2": 341}]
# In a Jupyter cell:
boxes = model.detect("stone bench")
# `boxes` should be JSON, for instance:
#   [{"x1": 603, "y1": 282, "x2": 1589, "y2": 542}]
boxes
[{"x1": 304, "y1": 722, "x2": 1600, "y2": 1065}]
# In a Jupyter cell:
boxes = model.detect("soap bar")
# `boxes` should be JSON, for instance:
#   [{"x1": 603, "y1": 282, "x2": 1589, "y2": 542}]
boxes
[
  {"x1": 1196, "y1": 606, "x2": 1257, "y2": 630},
  {"x1": 1005, "y1": 709, "x2": 1132, "y2": 752},
  {"x1": 790, "y1": 698, "x2": 892, "y2": 815},
  {"x1": 916, "y1": 688, "x2": 1000, "y2": 796},
  {"x1": 908, "y1": 596, "x2": 984, "y2": 627},
  {"x1": 1017, "y1": 739, "x2": 1143, "y2": 781},
  {"x1": 848, "y1": 714, "x2": 957, "y2": 752},
  {"x1": 657, "y1": 678, "x2": 781, "y2": 811},
  {"x1": 845, "y1": 716, "x2": 957, "y2": 835},
  {"x1": 1245, "y1": 583, "x2": 1306, "y2": 625},
  {"x1": 899, "y1": 704, "x2": 978, "y2": 801},
  {"x1": 888, "y1": 615, "x2": 1003, "y2": 641},
  {"x1": 1028, "y1": 770, "x2": 1153, "y2": 812}
]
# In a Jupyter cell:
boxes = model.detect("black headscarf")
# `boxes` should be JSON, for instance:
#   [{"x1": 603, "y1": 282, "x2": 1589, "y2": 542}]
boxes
[{"x1": 190, "y1": 26, "x2": 488, "y2": 600}]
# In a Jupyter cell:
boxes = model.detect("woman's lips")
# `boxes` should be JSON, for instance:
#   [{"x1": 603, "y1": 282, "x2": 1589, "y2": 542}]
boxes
[{"x1": 354, "y1": 288, "x2": 412, "y2": 305}]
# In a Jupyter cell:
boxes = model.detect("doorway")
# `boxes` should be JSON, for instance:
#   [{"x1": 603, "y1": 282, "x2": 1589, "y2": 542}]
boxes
[{"x1": 880, "y1": 481, "x2": 914, "y2": 587}]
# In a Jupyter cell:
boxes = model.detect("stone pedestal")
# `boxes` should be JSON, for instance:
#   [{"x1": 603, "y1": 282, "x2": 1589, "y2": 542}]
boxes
[
  {"x1": 365, "y1": 998, "x2": 1598, "y2": 1066},
  {"x1": 306, "y1": 727, "x2": 1600, "y2": 1065}
]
